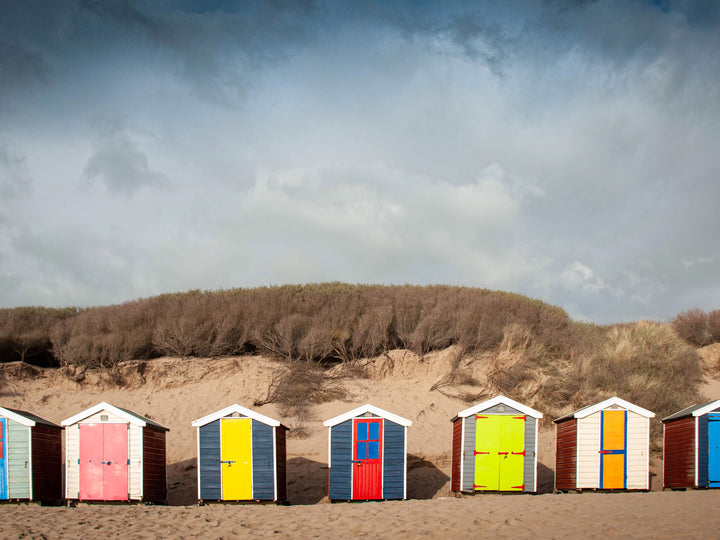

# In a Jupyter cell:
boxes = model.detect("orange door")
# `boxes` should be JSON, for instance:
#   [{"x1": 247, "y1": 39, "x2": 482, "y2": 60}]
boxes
[
  {"x1": 352, "y1": 419, "x2": 383, "y2": 499},
  {"x1": 600, "y1": 410, "x2": 626, "y2": 489}
]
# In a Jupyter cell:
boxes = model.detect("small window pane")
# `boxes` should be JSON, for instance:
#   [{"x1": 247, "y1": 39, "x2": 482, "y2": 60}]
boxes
[
  {"x1": 357, "y1": 422, "x2": 367, "y2": 441},
  {"x1": 356, "y1": 442, "x2": 367, "y2": 460},
  {"x1": 368, "y1": 421, "x2": 379, "y2": 440},
  {"x1": 368, "y1": 441, "x2": 379, "y2": 460}
]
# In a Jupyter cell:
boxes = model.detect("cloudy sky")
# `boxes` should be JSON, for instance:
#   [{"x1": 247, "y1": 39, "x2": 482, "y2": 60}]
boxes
[{"x1": 1, "y1": 0, "x2": 719, "y2": 323}]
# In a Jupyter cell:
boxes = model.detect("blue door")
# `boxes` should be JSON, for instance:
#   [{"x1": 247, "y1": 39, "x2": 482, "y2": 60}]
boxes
[
  {"x1": 708, "y1": 413, "x2": 720, "y2": 487},
  {"x1": 0, "y1": 418, "x2": 7, "y2": 499}
]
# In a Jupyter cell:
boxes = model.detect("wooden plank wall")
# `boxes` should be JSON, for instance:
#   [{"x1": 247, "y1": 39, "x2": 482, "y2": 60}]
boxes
[
  {"x1": 663, "y1": 417, "x2": 696, "y2": 488},
  {"x1": 626, "y1": 412, "x2": 650, "y2": 489},
  {"x1": 6, "y1": 420, "x2": 30, "y2": 499},
  {"x1": 31, "y1": 424, "x2": 63, "y2": 501},
  {"x1": 142, "y1": 427, "x2": 167, "y2": 503},
  {"x1": 555, "y1": 419, "x2": 577, "y2": 490},
  {"x1": 451, "y1": 419, "x2": 462, "y2": 492}
]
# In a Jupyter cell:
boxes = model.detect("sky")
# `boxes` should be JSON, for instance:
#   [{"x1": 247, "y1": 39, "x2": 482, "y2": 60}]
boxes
[{"x1": 1, "y1": 0, "x2": 719, "y2": 323}]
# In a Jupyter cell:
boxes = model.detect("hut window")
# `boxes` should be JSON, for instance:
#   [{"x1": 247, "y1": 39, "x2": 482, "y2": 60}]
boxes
[
  {"x1": 100, "y1": 415, "x2": 108, "y2": 422},
  {"x1": 498, "y1": 406, "x2": 505, "y2": 413}
]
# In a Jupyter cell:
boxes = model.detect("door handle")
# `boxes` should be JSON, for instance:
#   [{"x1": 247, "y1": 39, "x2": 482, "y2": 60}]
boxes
[
  {"x1": 352, "y1": 460, "x2": 363, "y2": 465},
  {"x1": 220, "y1": 460, "x2": 236, "y2": 464},
  {"x1": 101, "y1": 461, "x2": 113, "y2": 465},
  {"x1": 498, "y1": 452, "x2": 509, "y2": 455}
]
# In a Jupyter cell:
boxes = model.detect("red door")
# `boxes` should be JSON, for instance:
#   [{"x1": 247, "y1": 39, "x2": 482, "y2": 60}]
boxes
[
  {"x1": 352, "y1": 419, "x2": 383, "y2": 499},
  {"x1": 79, "y1": 424, "x2": 129, "y2": 500}
]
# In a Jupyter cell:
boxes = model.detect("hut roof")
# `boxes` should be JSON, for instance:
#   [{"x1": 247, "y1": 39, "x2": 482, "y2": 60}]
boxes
[
  {"x1": 323, "y1": 404, "x2": 412, "y2": 428},
  {"x1": 662, "y1": 399, "x2": 720, "y2": 422},
  {"x1": 453, "y1": 395, "x2": 543, "y2": 421},
  {"x1": 0, "y1": 406, "x2": 61, "y2": 428},
  {"x1": 61, "y1": 401, "x2": 169, "y2": 431},
  {"x1": 191, "y1": 404, "x2": 287, "y2": 428},
  {"x1": 553, "y1": 396, "x2": 655, "y2": 423}
]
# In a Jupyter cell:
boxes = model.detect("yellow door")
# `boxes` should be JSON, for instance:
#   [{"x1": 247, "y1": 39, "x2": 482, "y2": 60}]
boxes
[
  {"x1": 221, "y1": 418, "x2": 252, "y2": 500},
  {"x1": 498, "y1": 416, "x2": 525, "y2": 491},
  {"x1": 601, "y1": 410, "x2": 626, "y2": 489}
]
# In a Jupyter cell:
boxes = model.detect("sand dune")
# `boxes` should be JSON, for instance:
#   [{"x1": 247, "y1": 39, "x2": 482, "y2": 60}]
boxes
[{"x1": 1, "y1": 349, "x2": 719, "y2": 538}]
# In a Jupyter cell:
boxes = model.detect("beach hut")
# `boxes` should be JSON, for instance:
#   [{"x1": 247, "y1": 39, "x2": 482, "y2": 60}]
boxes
[
  {"x1": 554, "y1": 396, "x2": 655, "y2": 491},
  {"x1": 191, "y1": 404, "x2": 288, "y2": 502},
  {"x1": 662, "y1": 399, "x2": 720, "y2": 489},
  {"x1": 450, "y1": 396, "x2": 543, "y2": 493},
  {"x1": 62, "y1": 402, "x2": 168, "y2": 503},
  {"x1": 0, "y1": 407, "x2": 63, "y2": 502},
  {"x1": 324, "y1": 404, "x2": 412, "y2": 501}
]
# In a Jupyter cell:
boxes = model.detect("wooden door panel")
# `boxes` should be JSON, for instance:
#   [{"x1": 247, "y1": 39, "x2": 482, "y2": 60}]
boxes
[
  {"x1": 474, "y1": 415, "x2": 500, "y2": 490},
  {"x1": 498, "y1": 416, "x2": 525, "y2": 491},
  {"x1": 600, "y1": 411, "x2": 626, "y2": 489},
  {"x1": 352, "y1": 419, "x2": 382, "y2": 499},
  {"x1": 221, "y1": 418, "x2": 252, "y2": 500},
  {"x1": 79, "y1": 424, "x2": 105, "y2": 500},
  {"x1": 0, "y1": 419, "x2": 6, "y2": 499},
  {"x1": 102, "y1": 424, "x2": 128, "y2": 501},
  {"x1": 708, "y1": 414, "x2": 720, "y2": 486}
]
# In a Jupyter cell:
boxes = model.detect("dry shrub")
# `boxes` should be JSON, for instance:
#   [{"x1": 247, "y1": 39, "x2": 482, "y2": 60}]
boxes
[
  {"x1": 577, "y1": 321, "x2": 701, "y2": 439},
  {"x1": 709, "y1": 310, "x2": 720, "y2": 344},
  {"x1": 672, "y1": 308, "x2": 710, "y2": 347}
]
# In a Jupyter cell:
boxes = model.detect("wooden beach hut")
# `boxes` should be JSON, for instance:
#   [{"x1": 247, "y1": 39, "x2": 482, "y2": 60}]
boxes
[
  {"x1": 0, "y1": 407, "x2": 62, "y2": 502},
  {"x1": 62, "y1": 402, "x2": 168, "y2": 503},
  {"x1": 450, "y1": 396, "x2": 543, "y2": 493},
  {"x1": 662, "y1": 399, "x2": 720, "y2": 489},
  {"x1": 191, "y1": 404, "x2": 288, "y2": 502},
  {"x1": 554, "y1": 396, "x2": 655, "y2": 491},
  {"x1": 324, "y1": 404, "x2": 412, "y2": 501}
]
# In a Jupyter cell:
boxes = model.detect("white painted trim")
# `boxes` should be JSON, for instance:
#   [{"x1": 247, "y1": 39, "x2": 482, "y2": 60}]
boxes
[
  {"x1": 459, "y1": 418, "x2": 465, "y2": 492},
  {"x1": 196, "y1": 427, "x2": 201, "y2": 501},
  {"x1": 323, "y1": 404, "x2": 412, "y2": 427},
  {"x1": 64, "y1": 429, "x2": 69, "y2": 499},
  {"x1": 572, "y1": 397, "x2": 655, "y2": 420},
  {"x1": 134, "y1": 424, "x2": 141, "y2": 500},
  {"x1": 695, "y1": 416, "x2": 700, "y2": 488},
  {"x1": 403, "y1": 425, "x2": 408, "y2": 500},
  {"x1": 327, "y1": 426, "x2": 332, "y2": 469},
  {"x1": 0, "y1": 407, "x2": 36, "y2": 427},
  {"x1": 27, "y1": 425, "x2": 33, "y2": 500},
  {"x1": 534, "y1": 419, "x2": 538, "y2": 493},
  {"x1": 645, "y1": 417, "x2": 650, "y2": 490},
  {"x1": 380, "y1": 419, "x2": 385, "y2": 499},
  {"x1": 575, "y1": 420, "x2": 580, "y2": 490},
  {"x1": 691, "y1": 399, "x2": 720, "y2": 417},
  {"x1": 457, "y1": 395, "x2": 543, "y2": 419},
  {"x1": 61, "y1": 402, "x2": 155, "y2": 428},
  {"x1": 349, "y1": 421, "x2": 354, "y2": 499},
  {"x1": 192, "y1": 404, "x2": 281, "y2": 428},
  {"x1": 272, "y1": 426, "x2": 278, "y2": 502}
]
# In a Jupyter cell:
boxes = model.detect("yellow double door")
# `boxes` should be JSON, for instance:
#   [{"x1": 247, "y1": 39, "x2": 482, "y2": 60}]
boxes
[
  {"x1": 221, "y1": 418, "x2": 253, "y2": 500},
  {"x1": 474, "y1": 415, "x2": 525, "y2": 491}
]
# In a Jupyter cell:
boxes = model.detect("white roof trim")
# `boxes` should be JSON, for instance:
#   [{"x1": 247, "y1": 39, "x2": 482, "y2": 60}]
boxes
[
  {"x1": 692, "y1": 399, "x2": 720, "y2": 417},
  {"x1": 191, "y1": 404, "x2": 281, "y2": 427},
  {"x1": 323, "y1": 404, "x2": 412, "y2": 427},
  {"x1": 0, "y1": 407, "x2": 36, "y2": 427},
  {"x1": 456, "y1": 395, "x2": 543, "y2": 419},
  {"x1": 573, "y1": 397, "x2": 655, "y2": 419},
  {"x1": 61, "y1": 402, "x2": 147, "y2": 427}
]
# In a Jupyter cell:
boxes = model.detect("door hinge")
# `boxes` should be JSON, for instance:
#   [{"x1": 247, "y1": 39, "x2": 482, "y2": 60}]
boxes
[
  {"x1": 511, "y1": 484, "x2": 525, "y2": 490},
  {"x1": 474, "y1": 451, "x2": 489, "y2": 455},
  {"x1": 473, "y1": 484, "x2": 486, "y2": 489},
  {"x1": 511, "y1": 451, "x2": 526, "y2": 456},
  {"x1": 513, "y1": 415, "x2": 527, "y2": 420},
  {"x1": 475, "y1": 415, "x2": 488, "y2": 419}
]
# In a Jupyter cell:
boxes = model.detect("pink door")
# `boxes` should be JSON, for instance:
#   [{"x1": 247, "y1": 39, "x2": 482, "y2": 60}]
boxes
[{"x1": 79, "y1": 424, "x2": 129, "y2": 500}]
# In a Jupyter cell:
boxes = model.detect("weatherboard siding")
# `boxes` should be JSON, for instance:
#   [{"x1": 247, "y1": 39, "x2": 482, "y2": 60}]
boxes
[
  {"x1": 252, "y1": 420, "x2": 275, "y2": 500},
  {"x1": 451, "y1": 419, "x2": 462, "y2": 492},
  {"x1": 129, "y1": 423, "x2": 143, "y2": 499},
  {"x1": 698, "y1": 415, "x2": 709, "y2": 487},
  {"x1": 663, "y1": 417, "x2": 696, "y2": 488},
  {"x1": 66, "y1": 424, "x2": 80, "y2": 498},
  {"x1": 523, "y1": 415, "x2": 537, "y2": 492},
  {"x1": 626, "y1": 412, "x2": 650, "y2": 489},
  {"x1": 329, "y1": 420, "x2": 352, "y2": 500},
  {"x1": 199, "y1": 420, "x2": 221, "y2": 500},
  {"x1": 382, "y1": 420, "x2": 405, "y2": 499},
  {"x1": 462, "y1": 415, "x2": 475, "y2": 491},
  {"x1": 7, "y1": 420, "x2": 30, "y2": 499},
  {"x1": 576, "y1": 413, "x2": 601, "y2": 489}
]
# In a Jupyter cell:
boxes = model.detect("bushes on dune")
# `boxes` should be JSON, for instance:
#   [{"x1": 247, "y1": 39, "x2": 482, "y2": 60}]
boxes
[{"x1": 0, "y1": 284, "x2": 578, "y2": 368}]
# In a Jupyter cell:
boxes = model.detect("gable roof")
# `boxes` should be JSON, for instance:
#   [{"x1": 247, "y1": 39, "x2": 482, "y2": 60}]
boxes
[
  {"x1": 323, "y1": 404, "x2": 412, "y2": 428},
  {"x1": 662, "y1": 399, "x2": 720, "y2": 422},
  {"x1": 554, "y1": 396, "x2": 655, "y2": 423},
  {"x1": 0, "y1": 407, "x2": 61, "y2": 428},
  {"x1": 454, "y1": 395, "x2": 543, "y2": 420},
  {"x1": 61, "y1": 402, "x2": 168, "y2": 431},
  {"x1": 192, "y1": 404, "x2": 286, "y2": 428}
]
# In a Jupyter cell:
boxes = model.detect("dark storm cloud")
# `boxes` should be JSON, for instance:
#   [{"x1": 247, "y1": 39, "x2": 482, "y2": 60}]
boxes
[
  {"x1": 0, "y1": 41, "x2": 51, "y2": 106},
  {"x1": 81, "y1": 119, "x2": 167, "y2": 195},
  {"x1": 0, "y1": 145, "x2": 30, "y2": 199}
]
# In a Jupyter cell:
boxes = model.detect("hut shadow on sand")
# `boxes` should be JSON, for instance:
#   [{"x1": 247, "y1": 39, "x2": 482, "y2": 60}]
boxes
[
  {"x1": 407, "y1": 455, "x2": 450, "y2": 499},
  {"x1": 167, "y1": 458, "x2": 198, "y2": 506},
  {"x1": 537, "y1": 462, "x2": 555, "y2": 494},
  {"x1": 286, "y1": 456, "x2": 328, "y2": 505}
]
